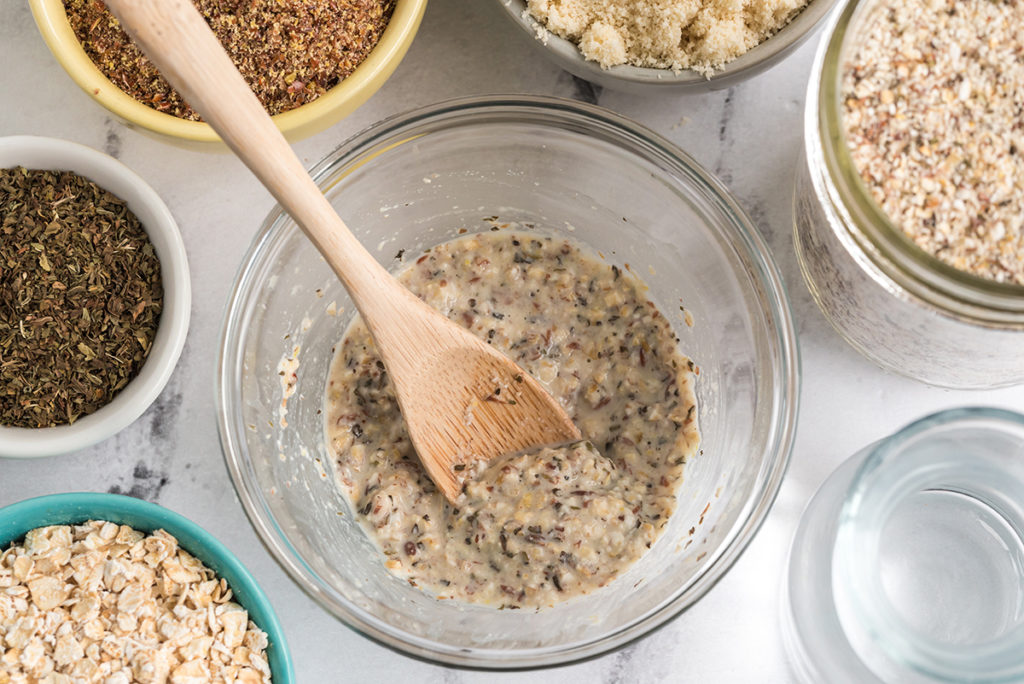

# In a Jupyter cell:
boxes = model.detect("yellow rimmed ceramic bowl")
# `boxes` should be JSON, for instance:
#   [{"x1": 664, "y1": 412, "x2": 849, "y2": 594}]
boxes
[{"x1": 29, "y1": 0, "x2": 427, "y2": 148}]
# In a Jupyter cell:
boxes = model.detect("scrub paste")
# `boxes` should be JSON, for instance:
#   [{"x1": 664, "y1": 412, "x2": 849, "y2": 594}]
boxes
[{"x1": 324, "y1": 227, "x2": 699, "y2": 609}]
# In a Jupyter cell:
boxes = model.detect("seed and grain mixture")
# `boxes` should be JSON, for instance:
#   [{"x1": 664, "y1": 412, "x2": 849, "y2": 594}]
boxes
[
  {"x1": 525, "y1": 0, "x2": 808, "y2": 74},
  {"x1": 65, "y1": 0, "x2": 396, "y2": 119},
  {"x1": 842, "y1": 0, "x2": 1024, "y2": 285},
  {"x1": 0, "y1": 522, "x2": 270, "y2": 682},
  {"x1": 325, "y1": 229, "x2": 699, "y2": 609},
  {"x1": 0, "y1": 167, "x2": 162, "y2": 429}
]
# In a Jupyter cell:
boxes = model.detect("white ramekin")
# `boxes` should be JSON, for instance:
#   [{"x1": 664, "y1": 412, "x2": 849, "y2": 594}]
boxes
[{"x1": 0, "y1": 135, "x2": 190, "y2": 457}]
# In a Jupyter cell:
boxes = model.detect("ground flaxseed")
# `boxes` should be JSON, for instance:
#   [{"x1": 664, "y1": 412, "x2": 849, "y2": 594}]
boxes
[
  {"x1": 842, "y1": 0, "x2": 1024, "y2": 285},
  {"x1": 65, "y1": 0, "x2": 396, "y2": 120}
]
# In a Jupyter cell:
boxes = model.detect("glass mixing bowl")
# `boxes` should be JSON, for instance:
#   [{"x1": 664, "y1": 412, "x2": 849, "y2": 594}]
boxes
[{"x1": 217, "y1": 96, "x2": 799, "y2": 668}]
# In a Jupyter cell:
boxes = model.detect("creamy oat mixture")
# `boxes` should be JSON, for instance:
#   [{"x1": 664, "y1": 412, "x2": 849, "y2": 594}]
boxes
[
  {"x1": 0, "y1": 521, "x2": 270, "y2": 683},
  {"x1": 325, "y1": 228, "x2": 699, "y2": 609},
  {"x1": 526, "y1": 0, "x2": 808, "y2": 75},
  {"x1": 842, "y1": 0, "x2": 1024, "y2": 285}
]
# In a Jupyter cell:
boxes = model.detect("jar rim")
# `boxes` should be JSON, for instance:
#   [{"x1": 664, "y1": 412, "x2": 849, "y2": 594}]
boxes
[
  {"x1": 833, "y1": 407, "x2": 1024, "y2": 682},
  {"x1": 814, "y1": 0, "x2": 1024, "y2": 319}
]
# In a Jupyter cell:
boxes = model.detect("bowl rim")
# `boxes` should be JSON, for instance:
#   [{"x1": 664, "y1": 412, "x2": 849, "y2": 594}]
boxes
[
  {"x1": 494, "y1": 0, "x2": 840, "y2": 89},
  {"x1": 217, "y1": 95, "x2": 801, "y2": 669},
  {"x1": 0, "y1": 491, "x2": 295, "y2": 682},
  {"x1": 0, "y1": 135, "x2": 191, "y2": 457},
  {"x1": 27, "y1": 0, "x2": 427, "y2": 143}
]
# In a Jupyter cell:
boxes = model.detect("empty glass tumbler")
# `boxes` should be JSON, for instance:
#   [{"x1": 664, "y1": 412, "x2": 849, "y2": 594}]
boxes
[{"x1": 784, "y1": 407, "x2": 1024, "y2": 683}]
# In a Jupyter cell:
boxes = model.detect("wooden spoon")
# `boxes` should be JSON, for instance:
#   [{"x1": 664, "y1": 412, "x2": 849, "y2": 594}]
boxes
[{"x1": 103, "y1": 0, "x2": 580, "y2": 502}]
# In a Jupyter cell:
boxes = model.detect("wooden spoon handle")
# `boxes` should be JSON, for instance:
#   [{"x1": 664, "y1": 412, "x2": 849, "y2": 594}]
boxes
[{"x1": 103, "y1": 0, "x2": 392, "y2": 302}]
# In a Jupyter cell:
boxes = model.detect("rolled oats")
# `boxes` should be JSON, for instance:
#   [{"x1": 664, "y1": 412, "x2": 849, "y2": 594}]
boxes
[{"x1": 0, "y1": 521, "x2": 272, "y2": 683}]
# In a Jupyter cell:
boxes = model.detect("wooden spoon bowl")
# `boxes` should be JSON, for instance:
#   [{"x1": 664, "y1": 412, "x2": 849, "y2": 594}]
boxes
[{"x1": 104, "y1": 0, "x2": 580, "y2": 502}]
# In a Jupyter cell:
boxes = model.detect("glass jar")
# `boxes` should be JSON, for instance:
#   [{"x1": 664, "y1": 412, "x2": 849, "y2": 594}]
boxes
[
  {"x1": 783, "y1": 407, "x2": 1024, "y2": 683},
  {"x1": 793, "y1": 0, "x2": 1024, "y2": 389}
]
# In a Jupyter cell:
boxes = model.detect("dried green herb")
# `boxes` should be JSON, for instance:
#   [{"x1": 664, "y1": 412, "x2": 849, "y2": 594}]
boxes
[{"x1": 0, "y1": 167, "x2": 163, "y2": 428}]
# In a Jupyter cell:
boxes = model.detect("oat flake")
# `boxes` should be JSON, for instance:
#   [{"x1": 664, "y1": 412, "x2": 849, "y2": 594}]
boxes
[{"x1": 0, "y1": 522, "x2": 271, "y2": 683}]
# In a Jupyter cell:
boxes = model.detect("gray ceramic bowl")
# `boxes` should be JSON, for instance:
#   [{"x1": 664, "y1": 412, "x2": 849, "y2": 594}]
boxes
[{"x1": 494, "y1": 0, "x2": 839, "y2": 92}]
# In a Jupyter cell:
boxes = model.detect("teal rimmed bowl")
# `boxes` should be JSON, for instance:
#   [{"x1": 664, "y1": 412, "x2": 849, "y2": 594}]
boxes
[{"x1": 0, "y1": 492, "x2": 294, "y2": 682}]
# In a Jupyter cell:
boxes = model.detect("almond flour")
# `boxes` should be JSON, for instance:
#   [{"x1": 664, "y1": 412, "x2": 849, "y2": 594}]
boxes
[
  {"x1": 842, "y1": 0, "x2": 1024, "y2": 285},
  {"x1": 525, "y1": 0, "x2": 808, "y2": 75}
]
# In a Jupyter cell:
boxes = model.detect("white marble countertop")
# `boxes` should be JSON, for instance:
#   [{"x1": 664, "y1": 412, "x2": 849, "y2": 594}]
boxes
[{"x1": 2, "y1": 1, "x2": 1023, "y2": 681}]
